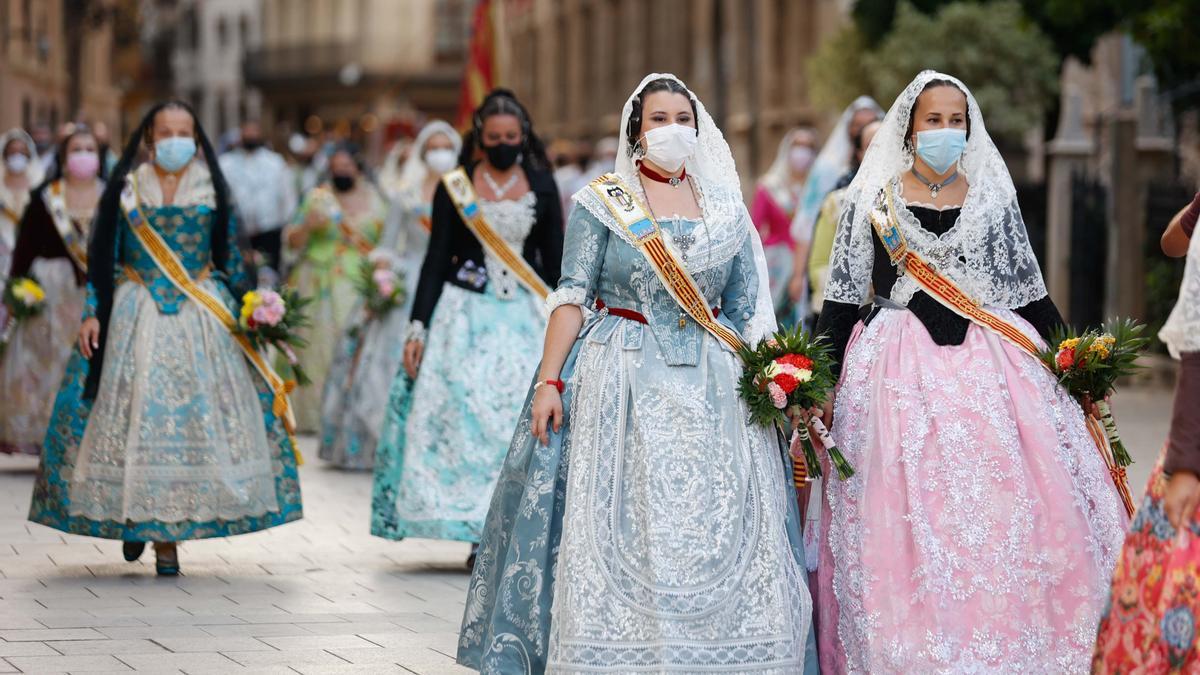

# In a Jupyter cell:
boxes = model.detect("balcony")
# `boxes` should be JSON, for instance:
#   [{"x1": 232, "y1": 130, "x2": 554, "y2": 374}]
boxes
[{"x1": 243, "y1": 42, "x2": 368, "y2": 87}]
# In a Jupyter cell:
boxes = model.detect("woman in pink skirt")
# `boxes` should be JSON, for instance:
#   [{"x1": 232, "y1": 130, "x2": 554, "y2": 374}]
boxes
[{"x1": 813, "y1": 71, "x2": 1129, "y2": 673}]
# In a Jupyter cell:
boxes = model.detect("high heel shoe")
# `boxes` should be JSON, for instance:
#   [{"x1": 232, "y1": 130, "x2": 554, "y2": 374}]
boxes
[
  {"x1": 153, "y1": 542, "x2": 179, "y2": 576},
  {"x1": 122, "y1": 541, "x2": 146, "y2": 562}
]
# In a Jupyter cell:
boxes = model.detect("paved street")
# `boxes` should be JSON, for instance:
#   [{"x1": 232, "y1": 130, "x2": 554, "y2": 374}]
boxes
[
  {"x1": 0, "y1": 436, "x2": 475, "y2": 675},
  {"x1": 0, "y1": 383, "x2": 1176, "y2": 674}
]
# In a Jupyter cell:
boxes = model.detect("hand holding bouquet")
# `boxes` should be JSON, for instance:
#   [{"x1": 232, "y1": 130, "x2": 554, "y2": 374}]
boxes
[
  {"x1": 1, "y1": 276, "x2": 46, "y2": 352},
  {"x1": 738, "y1": 326, "x2": 855, "y2": 480},
  {"x1": 1040, "y1": 318, "x2": 1149, "y2": 467},
  {"x1": 238, "y1": 288, "x2": 313, "y2": 386},
  {"x1": 353, "y1": 258, "x2": 405, "y2": 317}
]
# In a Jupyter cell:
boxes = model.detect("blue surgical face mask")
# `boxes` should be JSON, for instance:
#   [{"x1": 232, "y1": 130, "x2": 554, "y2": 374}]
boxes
[
  {"x1": 154, "y1": 136, "x2": 196, "y2": 173},
  {"x1": 915, "y1": 127, "x2": 966, "y2": 175}
]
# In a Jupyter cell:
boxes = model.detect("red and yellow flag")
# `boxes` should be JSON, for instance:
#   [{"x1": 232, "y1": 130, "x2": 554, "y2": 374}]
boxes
[{"x1": 455, "y1": 0, "x2": 504, "y2": 130}]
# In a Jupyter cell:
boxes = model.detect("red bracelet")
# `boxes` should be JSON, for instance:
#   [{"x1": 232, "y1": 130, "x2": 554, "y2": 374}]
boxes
[{"x1": 535, "y1": 378, "x2": 565, "y2": 394}]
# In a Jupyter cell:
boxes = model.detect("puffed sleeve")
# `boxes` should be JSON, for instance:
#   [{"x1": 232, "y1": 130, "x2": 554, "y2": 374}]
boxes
[
  {"x1": 720, "y1": 229, "x2": 760, "y2": 337},
  {"x1": 545, "y1": 202, "x2": 609, "y2": 314}
]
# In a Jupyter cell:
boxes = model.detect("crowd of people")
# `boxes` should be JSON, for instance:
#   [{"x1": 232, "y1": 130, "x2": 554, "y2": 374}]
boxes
[{"x1": 0, "y1": 69, "x2": 1199, "y2": 673}]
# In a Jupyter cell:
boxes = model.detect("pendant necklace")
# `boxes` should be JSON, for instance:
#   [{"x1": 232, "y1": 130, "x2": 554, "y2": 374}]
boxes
[
  {"x1": 638, "y1": 173, "x2": 711, "y2": 330},
  {"x1": 911, "y1": 166, "x2": 959, "y2": 199},
  {"x1": 482, "y1": 169, "x2": 519, "y2": 199}
]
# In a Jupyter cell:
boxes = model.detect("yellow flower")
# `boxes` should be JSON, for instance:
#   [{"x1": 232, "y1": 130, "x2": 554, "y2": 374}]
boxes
[
  {"x1": 12, "y1": 278, "x2": 45, "y2": 305},
  {"x1": 1087, "y1": 342, "x2": 1111, "y2": 359},
  {"x1": 1058, "y1": 337, "x2": 1080, "y2": 351}
]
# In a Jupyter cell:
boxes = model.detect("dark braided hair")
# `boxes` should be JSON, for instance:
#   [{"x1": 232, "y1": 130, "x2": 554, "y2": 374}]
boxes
[
  {"x1": 625, "y1": 78, "x2": 699, "y2": 157},
  {"x1": 84, "y1": 100, "x2": 234, "y2": 399},
  {"x1": 462, "y1": 89, "x2": 549, "y2": 172}
]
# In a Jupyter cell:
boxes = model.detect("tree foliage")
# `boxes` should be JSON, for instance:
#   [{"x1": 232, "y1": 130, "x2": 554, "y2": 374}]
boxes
[{"x1": 808, "y1": 2, "x2": 1059, "y2": 144}]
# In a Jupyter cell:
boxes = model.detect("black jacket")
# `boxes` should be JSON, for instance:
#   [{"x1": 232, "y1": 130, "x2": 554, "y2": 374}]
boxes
[{"x1": 409, "y1": 162, "x2": 564, "y2": 326}]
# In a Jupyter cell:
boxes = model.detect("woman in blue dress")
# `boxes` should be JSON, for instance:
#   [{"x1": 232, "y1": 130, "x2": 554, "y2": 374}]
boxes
[
  {"x1": 28, "y1": 101, "x2": 302, "y2": 575},
  {"x1": 370, "y1": 92, "x2": 562, "y2": 565},
  {"x1": 456, "y1": 74, "x2": 816, "y2": 674},
  {"x1": 318, "y1": 121, "x2": 461, "y2": 469}
]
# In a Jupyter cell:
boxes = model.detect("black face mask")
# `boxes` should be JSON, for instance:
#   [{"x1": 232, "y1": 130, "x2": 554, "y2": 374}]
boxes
[
  {"x1": 332, "y1": 174, "x2": 356, "y2": 192},
  {"x1": 484, "y1": 142, "x2": 521, "y2": 170},
  {"x1": 243, "y1": 139, "x2": 263, "y2": 151}
]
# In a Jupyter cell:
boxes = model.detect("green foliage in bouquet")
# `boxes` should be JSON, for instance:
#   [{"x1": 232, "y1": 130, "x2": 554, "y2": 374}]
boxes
[{"x1": 1039, "y1": 317, "x2": 1150, "y2": 467}]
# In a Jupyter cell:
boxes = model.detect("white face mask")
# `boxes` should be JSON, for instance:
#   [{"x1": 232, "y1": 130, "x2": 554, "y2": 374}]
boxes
[
  {"x1": 5, "y1": 153, "x2": 30, "y2": 174},
  {"x1": 641, "y1": 124, "x2": 697, "y2": 173},
  {"x1": 424, "y1": 148, "x2": 457, "y2": 175},
  {"x1": 789, "y1": 146, "x2": 815, "y2": 173}
]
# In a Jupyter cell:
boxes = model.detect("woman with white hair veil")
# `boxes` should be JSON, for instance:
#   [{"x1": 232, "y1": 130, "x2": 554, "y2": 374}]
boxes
[
  {"x1": 1, "y1": 128, "x2": 44, "y2": 329},
  {"x1": 456, "y1": 74, "x2": 816, "y2": 674},
  {"x1": 813, "y1": 71, "x2": 1128, "y2": 673},
  {"x1": 318, "y1": 121, "x2": 460, "y2": 469},
  {"x1": 786, "y1": 97, "x2": 882, "y2": 324}
]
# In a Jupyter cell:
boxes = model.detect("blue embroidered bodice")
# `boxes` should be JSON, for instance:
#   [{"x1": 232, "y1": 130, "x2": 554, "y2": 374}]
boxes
[
  {"x1": 548, "y1": 204, "x2": 759, "y2": 367},
  {"x1": 85, "y1": 205, "x2": 245, "y2": 317}
]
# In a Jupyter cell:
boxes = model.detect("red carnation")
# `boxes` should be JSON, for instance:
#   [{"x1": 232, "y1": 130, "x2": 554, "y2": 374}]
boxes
[
  {"x1": 246, "y1": 317, "x2": 258, "y2": 330},
  {"x1": 1055, "y1": 348, "x2": 1075, "y2": 370},
  {"x1": 777, "y1": 353, "x2": 813, "y2": 372},
  {"x1": 773, "y1": 372, "x2": 800, "y2": 395}
]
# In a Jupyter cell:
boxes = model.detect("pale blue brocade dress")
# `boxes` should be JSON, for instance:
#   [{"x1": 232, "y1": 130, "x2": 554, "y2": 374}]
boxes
[{"x1": 457, "y1": 178, "x2": 817, "y2": 674}]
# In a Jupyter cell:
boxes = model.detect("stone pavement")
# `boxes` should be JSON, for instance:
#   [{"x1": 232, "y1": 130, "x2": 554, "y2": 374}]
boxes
[
  {"x1": 0, "y1": 435, "x2": 475, "y2": 675},
  {"x1": 0, "y1": 384, "x2": 1176, "y2": 674}
]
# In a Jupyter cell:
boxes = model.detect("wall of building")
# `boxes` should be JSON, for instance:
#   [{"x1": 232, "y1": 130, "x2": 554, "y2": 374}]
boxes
[
  {"x1": 499, "y1": 0, "x2": 848, "y2": 189},
  {"x1": 0, "y1": 0, "x2": 121, "y2": 135}
]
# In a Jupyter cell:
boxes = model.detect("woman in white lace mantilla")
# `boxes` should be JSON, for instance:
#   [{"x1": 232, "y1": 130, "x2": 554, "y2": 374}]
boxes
[
  {"x1": 369, "y1": 91, "x2": 563, "y2": 563},
  {"x1": 813, "y1": 71, "x2": 1128, "y2": 673},
  {"x1": 456, "y1": 74, "x2": 816, "y2": 675}
]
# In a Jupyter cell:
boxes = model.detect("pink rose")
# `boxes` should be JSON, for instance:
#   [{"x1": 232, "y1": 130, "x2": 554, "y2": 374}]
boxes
[
  {"x1": 373, "y1": 269, "x2": 397, "y2": 297},
  {"x1": 252, "y1": 302, "x2": 285, "y2": 326},
  {"x1": 767, "y1": 381, "x2": 787, "y2": 409}
]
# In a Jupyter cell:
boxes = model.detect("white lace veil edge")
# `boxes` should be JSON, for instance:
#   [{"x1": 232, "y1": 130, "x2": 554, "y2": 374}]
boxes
[
  {"x1": 573, "y1": 72, "x2": 777, "y2": 345},
  {"x1": 790, "y1": 96, "x2": 883, "y2": 241},
  {"x1": 1160, "y1": 229, "x2": 1200, "y2": 358},
  {"x1": 394, "y1": 120, "x2": 462, "y2": 197},
  {"x1": 824, "y1": 71, "x2": 1048, "y2": 311}
]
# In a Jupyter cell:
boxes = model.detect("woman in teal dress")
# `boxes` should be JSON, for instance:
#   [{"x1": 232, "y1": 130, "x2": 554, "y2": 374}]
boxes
[
  {"x1": 28, "y1": 101, "x2": 302, "y2": 575},
  {"x1": 457, "y1": 74, "x2": 816, "y2": 674},
  {"x1": 371, "y1": 91, "x2": 562, "y2": 565}
]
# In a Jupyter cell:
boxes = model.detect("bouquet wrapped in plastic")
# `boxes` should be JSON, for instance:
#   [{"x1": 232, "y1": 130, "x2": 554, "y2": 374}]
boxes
[{"x1": 238, "y1": 287, "x2": 313, "y2": 386}]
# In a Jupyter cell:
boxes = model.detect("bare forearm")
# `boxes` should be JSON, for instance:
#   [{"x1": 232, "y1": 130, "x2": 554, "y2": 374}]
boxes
[
  {"x1": 792, "y1": 241, "x2": 810, "y2": 278},
  {"x1": 537, "y1": 305, "x2": 584, "y2": 380}
]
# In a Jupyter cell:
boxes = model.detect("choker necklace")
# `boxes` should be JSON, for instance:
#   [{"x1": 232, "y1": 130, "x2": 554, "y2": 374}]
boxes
[
  {"x1": 482, "y1": 169, "x2": 519, "y2": 199},
  {"x1": 638, "y1": 161, "x2": 686, "y2": 188},
  {"x1": 911, "y1": 166, "x2": 958, "y2": 199}
]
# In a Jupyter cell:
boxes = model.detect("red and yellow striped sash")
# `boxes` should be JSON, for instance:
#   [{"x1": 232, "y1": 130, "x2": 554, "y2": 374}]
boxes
[
  {"x1": 120, "y1": 177, "x2": 301, "y2": 462},
  {"x1": 442, "y1": 167, "x2": 550, "y2": 300},
  {"x1": 587, "y1": 173, "x2": 746, "y2": 352}
]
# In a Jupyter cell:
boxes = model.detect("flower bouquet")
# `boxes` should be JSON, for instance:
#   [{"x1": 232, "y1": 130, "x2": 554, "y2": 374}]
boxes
[
  {"x1": 737, "y1": 325, "x2": 855, "y2": 480},
  {"x1": 1039, "y1": 318, "x2": 1149, "y2": 467},
  {"x1": 238, "y1": 287, "x2": 313, "y2": 386},
  {"x1": 1, "y1": 276, "x2": 46, "y2": 355},
  {"x1": 352, "y1": 258, "x2": 405, "y2": 318}
]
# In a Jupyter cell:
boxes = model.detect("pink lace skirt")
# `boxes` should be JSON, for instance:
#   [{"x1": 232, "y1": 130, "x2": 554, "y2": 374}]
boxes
[{"x1": 817, "y1": 308, "x2": 1129, "y2": 673}]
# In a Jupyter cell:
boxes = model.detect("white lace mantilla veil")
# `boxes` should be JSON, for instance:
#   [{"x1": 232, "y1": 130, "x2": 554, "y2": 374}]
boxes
[
  {"x1": 1160, "y1": 224, "x2": 1200, "y2": 358},
  {"x1": 825, "y1": 70, "x2": 1049, "y2": 310},
  {"x1": 394, "y1": 120, "x2": 462, "y2": 195},
  {"x1": 572, "y1": 72, "x2": 778, "y2": 344},
  {"x1": 788, "y1": 96, "x2": 882, "y2": 242}
]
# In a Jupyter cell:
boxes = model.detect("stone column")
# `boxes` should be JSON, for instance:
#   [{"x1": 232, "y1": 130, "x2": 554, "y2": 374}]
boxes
[{"x1": 1045, "y1": 83, "x2": 1094, "y2": 317}]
